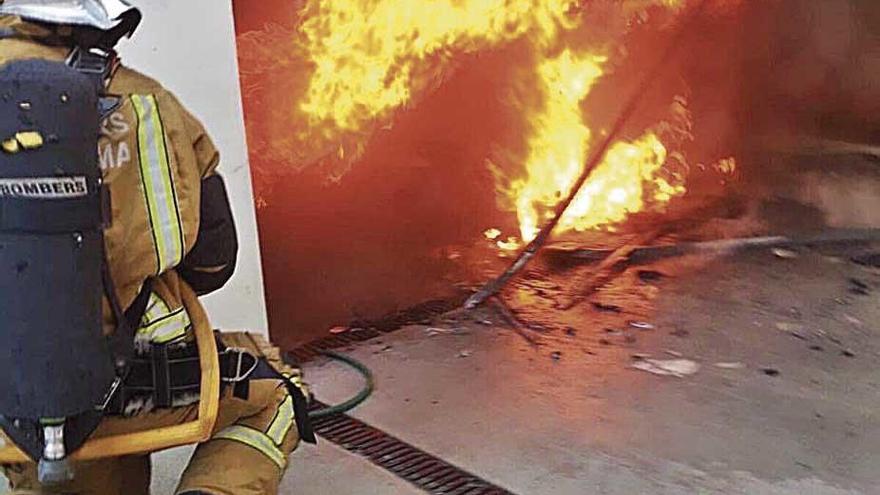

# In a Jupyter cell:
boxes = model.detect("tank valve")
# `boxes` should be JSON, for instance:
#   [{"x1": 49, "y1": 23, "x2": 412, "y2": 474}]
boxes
[{"x1": 37, "y1": 421, "x2": 73, "y2": 485}]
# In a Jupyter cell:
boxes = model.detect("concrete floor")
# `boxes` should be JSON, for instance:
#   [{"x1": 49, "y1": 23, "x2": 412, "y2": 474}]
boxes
[
  {"x1": 4, "y1": 243, "x2": 879, "y2": 494},
  {"x1": 149, "y1": 442, "x2": 421, "y2": 495},
  {"x1": 291, "y1": 243, "x2": 880, "y2": 494}
]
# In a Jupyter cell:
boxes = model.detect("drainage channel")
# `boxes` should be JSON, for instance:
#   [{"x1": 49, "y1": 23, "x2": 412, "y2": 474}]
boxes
[
  {"x1": 310, "y1": 400, "x2": 517, "y2": 495},
  {"x1": 289, "y1": 293, "x2": 517, "y2": 494},
  {"x1": 287, "y1": 293, "x2": 468, "y2": 363}
]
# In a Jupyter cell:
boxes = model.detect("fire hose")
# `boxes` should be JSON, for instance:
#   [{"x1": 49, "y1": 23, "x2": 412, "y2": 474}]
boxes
[{"x1": 307, "y1": 350, "x2": 375, "y2": 419}]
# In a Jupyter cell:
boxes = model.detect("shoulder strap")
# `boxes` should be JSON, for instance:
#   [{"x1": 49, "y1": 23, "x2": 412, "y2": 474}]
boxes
[
  {"x1": 66, "y1": 45, "x2": 122, "y2": 117},
  {"x1": 103, "y1": 262, "x2": 153, "y2": 372},
  {"x1": 66, "y1": 45, "x2": 117, "y2": 87},
  {"x1": 70, "y1": 42, "x2": 134, "y2": 371}
]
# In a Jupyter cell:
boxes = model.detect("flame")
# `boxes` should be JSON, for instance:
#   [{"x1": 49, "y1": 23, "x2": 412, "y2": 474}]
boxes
[
  {"x1": 274, "y1": 0, "x2": 701, "y2": 240},
  {"x1": 297, "y1": 0, "x2": 579, "y2": 159},
  {"x1": 507, "y1": 50, "x2": 605, "y2": 242},
  {"x1": 559, "y1": 132, "x2": 684, "y2": 233},
  {"x1": 483, "y1": 228, "x2": 502, "y2": 241},
  {"x1": 501, "y1": 49, "x2": 686, "y2": 242}
]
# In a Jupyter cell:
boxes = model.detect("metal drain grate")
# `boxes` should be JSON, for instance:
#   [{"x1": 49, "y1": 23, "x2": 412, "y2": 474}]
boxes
[
  {"x1": 292, "y1": 293, "x2": 515, "y2": 493},
  {"x1": 311, "y1": 401, "x2": 517, "y2": 495}
]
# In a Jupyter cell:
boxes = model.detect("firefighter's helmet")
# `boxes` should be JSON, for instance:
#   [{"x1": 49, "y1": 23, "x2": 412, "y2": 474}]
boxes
[{"x1": 0, "y1": 0, "x2": 139, "y2": 32}]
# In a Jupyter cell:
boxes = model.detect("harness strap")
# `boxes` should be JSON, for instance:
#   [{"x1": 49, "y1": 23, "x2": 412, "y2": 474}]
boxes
[
  {"x1": 102, "y1": 343, "x2": 259, "y2": 415},
  {"x1": 69, "y1": 39, "x2": 140, "y2": 377},
  {"x1": 101, "y1": 339, "x2": 317, "y2": 444},
  {"x1": 65, "y1": 45, "x2": 119, "y2": 91},
  {"x1": 151, "y1": 343, "x2": 172, "y2": 408},
  {"x1": 213, "y1": 336, "x2": 315, "y2": 443},
  {"x1": 250, "y1": 360, "x2": 317, "y2": 444},
  {"x1": 103, "y1": 265, "x2": 153, "y2": 372}
]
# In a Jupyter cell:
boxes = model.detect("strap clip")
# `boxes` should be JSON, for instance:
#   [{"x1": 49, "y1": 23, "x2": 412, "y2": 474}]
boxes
[
  {"x1": 96, "y1": 376, "x2": 124, "y2": 412},
  {"x1": 66, "y1": 45, "x2": 118, "y2": 89},
  {"x1": 221, "y1": 348, "x2": 258, "y2": 384}
]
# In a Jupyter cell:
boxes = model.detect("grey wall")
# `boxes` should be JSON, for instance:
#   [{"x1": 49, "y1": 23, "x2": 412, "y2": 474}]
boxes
[{"x1": 117, "y1": 0, "x2": 268, "y2": 334}]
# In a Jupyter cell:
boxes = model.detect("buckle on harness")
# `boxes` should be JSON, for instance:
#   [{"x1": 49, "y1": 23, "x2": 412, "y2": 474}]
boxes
[
  {"x1": 96, "y1": 376, "x2": 124, "y2": 412},
  {"x1": 65, "y1": 46, "x2": 119, "y2": 91},
  {"x1": 66, "y1": 46, "x2": 112, "y2": 76},
  {"x1": 220, "y1": 348, "x2": 258, "y2": 384}
]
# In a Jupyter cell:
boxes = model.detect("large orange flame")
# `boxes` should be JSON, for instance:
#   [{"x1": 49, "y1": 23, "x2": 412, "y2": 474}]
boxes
[
  {"x1": 496, "y1": 48, "x2": 686, "y2": 244},
  {"x1": 290, "y1": 0, "x2": 695, "y2": 241},
  {"x1": 297, "y1": 0, "x2": 579, "y2": 159},
  {"x1": 508, "y1": 50, "x2": 606, "y2": 241}
]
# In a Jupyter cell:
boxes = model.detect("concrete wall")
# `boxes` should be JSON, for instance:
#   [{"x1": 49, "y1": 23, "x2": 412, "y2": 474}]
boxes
[{"x1": 116, "y1": 0, "x2": 268, "y2": 334}]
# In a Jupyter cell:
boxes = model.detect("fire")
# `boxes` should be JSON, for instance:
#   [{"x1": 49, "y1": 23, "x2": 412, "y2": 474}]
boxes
[
  {"x1": 297, "y1": 0, "x2": 579, "y2": 159},
  {"x1": 560, "y1": 132, "x2": 683, "y2": 233},
  {"x1": 284, "y1": 0, "x2": 698, "y2": 241},
  {"x1": 499, "y1": 49, "x2": 686, "y2": 242},
  {"x1": 507, "y1": 50, "x2": 605, "y2": 242}
]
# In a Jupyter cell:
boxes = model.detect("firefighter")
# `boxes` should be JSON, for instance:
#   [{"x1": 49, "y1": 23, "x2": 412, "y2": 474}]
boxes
[{"x1": 0, "y1": 1, "x2": 314, "y2": 494}]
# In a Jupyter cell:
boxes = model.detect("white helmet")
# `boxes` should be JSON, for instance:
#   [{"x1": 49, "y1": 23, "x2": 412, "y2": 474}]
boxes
[{"x1": 0, "y1": 0, "x2": 139, "y2": 31}]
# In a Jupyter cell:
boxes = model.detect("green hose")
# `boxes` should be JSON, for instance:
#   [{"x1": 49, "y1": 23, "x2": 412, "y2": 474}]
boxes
[{"x1": 307, "y1": 350, "x2": 375, "y2": 418}]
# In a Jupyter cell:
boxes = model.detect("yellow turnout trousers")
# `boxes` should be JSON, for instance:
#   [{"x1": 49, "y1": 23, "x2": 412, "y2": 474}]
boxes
[{"x1": 3, "y1": 332, "x2": 303, "y2": 495}]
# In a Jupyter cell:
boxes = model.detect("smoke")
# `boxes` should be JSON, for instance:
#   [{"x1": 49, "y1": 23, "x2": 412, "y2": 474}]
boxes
[
  {"x1": 738, "y1": 0, "x2": 880, "y2": 143},
  {"x1": 740, "y1": 0, "x2": 880, "y2": 230}
]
